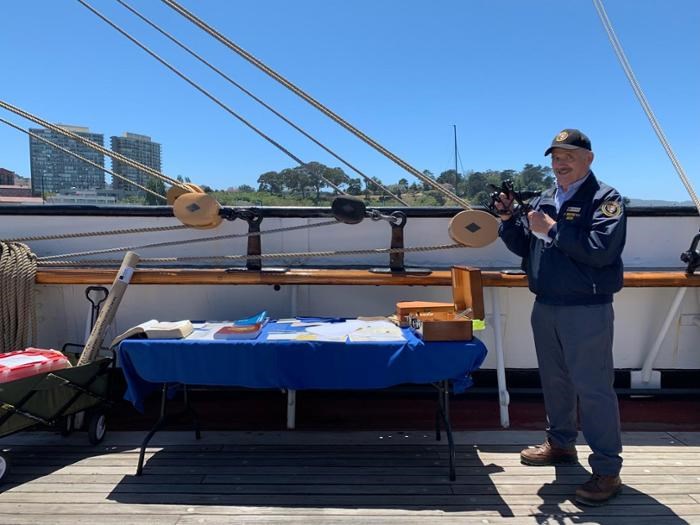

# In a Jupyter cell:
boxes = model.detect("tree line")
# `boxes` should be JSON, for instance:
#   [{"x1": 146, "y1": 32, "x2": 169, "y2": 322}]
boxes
[
  {"x1": 142, "y1": 162, "x2": 555, "y2": 207},
  {"x1": 250, "y1": 162, "x2": 552, "y2": 206}
]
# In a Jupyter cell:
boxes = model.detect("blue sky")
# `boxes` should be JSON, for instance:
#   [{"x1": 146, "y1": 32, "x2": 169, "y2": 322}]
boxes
[{"x1": 1, "y1": 0, "x2": 698, "y2": 202}]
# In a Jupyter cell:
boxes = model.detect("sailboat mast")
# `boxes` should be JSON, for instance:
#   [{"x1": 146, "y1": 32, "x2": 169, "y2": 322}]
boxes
[{"x1": 453, "y1": 124, "x2": 459, "y2": 188}]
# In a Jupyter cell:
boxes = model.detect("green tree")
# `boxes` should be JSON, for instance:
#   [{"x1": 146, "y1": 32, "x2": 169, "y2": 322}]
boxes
[
  {"x1": 346, "y1": 178, "x2": 362, "y2": 195},
  {"x1": 437, "y1": 169, "x2": 462, "y2": 191},
  {"x1": 283, "y1": 167, "x2": 315, "y2": 198},
  {"x1": 144, "y1": 178, "x2": 166, "y2": 206},
  {"x1": 517, "y1": 164, "x2": 553, "y2": 191},
  {"x1": 302, "y1": 162, "x2": 349, "y2": 201},
  {"x1": 421, "y1": 170, "x2": 435, "y2": 191},
  {"x1": 257, "y1": 171, "x2": 285, "y2": 194},
  {"x1": 464, "y1": 171, "x2": 488, "y2": 200}
]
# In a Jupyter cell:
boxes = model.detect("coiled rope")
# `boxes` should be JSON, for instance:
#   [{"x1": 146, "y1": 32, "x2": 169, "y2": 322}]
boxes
[{"x1": 0, "y1": 242, "x2": 37, "y2": 352}]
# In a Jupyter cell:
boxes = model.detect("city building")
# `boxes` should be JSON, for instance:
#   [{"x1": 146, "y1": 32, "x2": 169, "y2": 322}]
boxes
[
  {"x1": 0, "y1": 167, "x2": 40, "y2": 204},
  {"x1": 29, "y1": 125, "x2": 105, "y2": 197},
  {"x1": 0, "y1": 168, "x2": 18, "y2": 185},
  {"x1": 46, "y1": 189, "x2": 116, "y2": 205},
  {"x1": 110, "y1": 132, "x2": 161, "y2": 195},
  {"x1": 0, "y1": 187, "x2": 43, "y2": 205}
]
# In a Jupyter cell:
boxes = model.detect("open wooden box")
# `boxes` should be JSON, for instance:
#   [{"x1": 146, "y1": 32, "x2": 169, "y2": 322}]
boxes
[{"x1": 396, "y1": 266, "x2": 484, "y2": 341}]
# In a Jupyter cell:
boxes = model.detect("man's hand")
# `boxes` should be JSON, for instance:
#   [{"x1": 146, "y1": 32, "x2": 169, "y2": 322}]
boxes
[
  {"x1": 494, "y1": 192, "x2": 515, "y2": 220},
  {"x1": 527, "y1": 210, "x2": 556, "y2": 236}
]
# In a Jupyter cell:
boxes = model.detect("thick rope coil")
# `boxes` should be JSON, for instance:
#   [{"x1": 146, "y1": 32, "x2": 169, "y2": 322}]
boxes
[{"x1": 0, "y1": 242, "x2": 37, "y2": 353}]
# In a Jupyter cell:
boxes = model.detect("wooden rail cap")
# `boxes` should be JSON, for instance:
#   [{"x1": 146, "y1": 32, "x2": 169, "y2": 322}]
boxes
[{"x1": 34, "y1": 268, "x2": 700, "y2": 287}]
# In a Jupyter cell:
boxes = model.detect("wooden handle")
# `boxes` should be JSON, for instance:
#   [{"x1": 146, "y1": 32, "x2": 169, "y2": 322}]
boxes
[{"x1": 77, "y1": 251, "x2": 140, "y2": 365}]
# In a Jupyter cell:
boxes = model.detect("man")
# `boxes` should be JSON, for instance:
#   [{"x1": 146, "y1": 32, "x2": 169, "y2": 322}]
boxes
[{"x1": 496, "y1": 129, "x2": 626, "y2": 506}]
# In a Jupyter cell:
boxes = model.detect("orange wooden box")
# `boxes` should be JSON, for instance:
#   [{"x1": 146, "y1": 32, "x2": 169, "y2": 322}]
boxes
[{"x1": 397, "y1": 266, "x2": 484, "y2": 341}]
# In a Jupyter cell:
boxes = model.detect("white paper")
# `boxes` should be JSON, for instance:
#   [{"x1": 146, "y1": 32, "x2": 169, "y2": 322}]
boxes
[
  {"x1": 305, "y1": 320, "x2": 365, "y2": 338},
  {"x1": 265, "y1": 332, "x2": 299, "y2": 341},
  {"x1": 348, "y1": 320, "x2": 405, "y2": 342},
  {"x1": 0, "y1": 354, "x2": 49, "y2": 367},
  {"x1": 186, "y1": 322, "x2": 231, "y2": 340}
]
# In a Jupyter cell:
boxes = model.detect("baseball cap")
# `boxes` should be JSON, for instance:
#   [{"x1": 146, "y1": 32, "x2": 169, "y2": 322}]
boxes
[{"x1": 544, "y1": 129, "x2": 592, "y2": 156}]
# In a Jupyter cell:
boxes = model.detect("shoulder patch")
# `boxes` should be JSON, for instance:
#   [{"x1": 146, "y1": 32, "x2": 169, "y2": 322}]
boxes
[{"x1": 600, "y1": 200, "x2": 622, "y2": 217}]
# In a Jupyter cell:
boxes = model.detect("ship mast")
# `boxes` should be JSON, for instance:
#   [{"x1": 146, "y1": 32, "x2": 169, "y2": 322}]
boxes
[{"x1": 453, "y1": 124, "x2": 459, "y2": 190}]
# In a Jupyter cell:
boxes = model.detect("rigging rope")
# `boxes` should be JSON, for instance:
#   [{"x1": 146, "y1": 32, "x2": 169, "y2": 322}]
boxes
[
  {"x1": 0, "y1": 117, "x2": 166, "y2": 201},
  {"x1": 37, "y1": 219, "x2": 341, "y2": 260},
  {"x1": 77, "y1": 0, "x2": 347, "y2": 198},
  {"x1": 37, "y1": 242, "x2": 465, "y2": 266},
  {"x1": 161, "y1": 0, "x2": 473, "y2": 209},
  {"x1": 592, "y1": 0, "x2": 699, "y2": 212},
  {"x1": 115, "y1": 0, "x2": 407, "y2": 207},
  {"x1": 0, "y1": 242, "x2": 37, "y2": 352},
  {"x1": 6, "y1": 224, "x2": 189, "y2": 243},
  {"x1": 0, "y1": 100, "x2": 187, "y2": 191}
]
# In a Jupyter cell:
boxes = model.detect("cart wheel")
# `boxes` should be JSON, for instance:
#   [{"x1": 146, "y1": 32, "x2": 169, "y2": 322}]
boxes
[
  {"x1": 59, "y1": 414, "x2": 74, "y2": 436},
  {"x1": 0, "y1": 453, "x2": 10, "y2": 482},
  {"x1": 87, "y1": 412, "x2": 107, "y2": 445}
]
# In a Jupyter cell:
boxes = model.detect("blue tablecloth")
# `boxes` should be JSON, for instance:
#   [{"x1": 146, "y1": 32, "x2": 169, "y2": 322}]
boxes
[{"x1": 118, "y1": 321, "x2": 488, "y2": 412}]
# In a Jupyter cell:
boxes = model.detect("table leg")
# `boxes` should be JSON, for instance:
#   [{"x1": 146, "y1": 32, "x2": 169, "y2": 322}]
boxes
[
  {"x1": 136, "y1": 383, "x2": 200, "y2": 476},
  {"x1": 286, "y1": 389, "x2": 296, "y2": 430},
  {"x1": 434, "y1": 380, "x2": 456, "y2": 481},
  {"x1": 137, "y1": 383, "x2": 168, "y2": 476}
]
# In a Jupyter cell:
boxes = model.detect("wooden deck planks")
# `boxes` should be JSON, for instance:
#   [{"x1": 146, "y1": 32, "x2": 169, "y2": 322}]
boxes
[{"x1": 0, "y1": 430, "x2": 698, "y2": 524}]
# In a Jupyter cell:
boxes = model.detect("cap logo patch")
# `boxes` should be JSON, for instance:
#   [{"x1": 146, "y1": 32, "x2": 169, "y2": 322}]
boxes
[
  {"x1": 600, "y1": 201, "x2": 621, "y2": 217},
  {"x1": 555, "y1": 131, "x2": 569, "y2": 142}
]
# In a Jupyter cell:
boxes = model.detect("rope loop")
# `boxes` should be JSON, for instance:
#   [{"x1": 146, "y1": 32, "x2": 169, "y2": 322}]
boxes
[{"x1": 0, "y1": 241, "x2": 38, "y2": 353}]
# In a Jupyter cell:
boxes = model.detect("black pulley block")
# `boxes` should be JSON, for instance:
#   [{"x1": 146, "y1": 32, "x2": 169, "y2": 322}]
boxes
[{"x1": 332, "y1": 196, "x2": 367, "y2": 224}]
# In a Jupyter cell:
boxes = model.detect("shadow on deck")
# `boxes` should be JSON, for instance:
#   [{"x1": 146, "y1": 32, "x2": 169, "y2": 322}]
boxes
[{"x1": 0, "y1": 430, "x2": 698, "y2": 524}]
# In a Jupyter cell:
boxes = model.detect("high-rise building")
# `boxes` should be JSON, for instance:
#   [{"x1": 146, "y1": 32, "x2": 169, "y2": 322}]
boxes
[
  {"x1": 29, "y1": 125, "x2": 105, "y2": 197},
  {"x1": 110, "y1": 132, "x2": 161, "y2": 194}
]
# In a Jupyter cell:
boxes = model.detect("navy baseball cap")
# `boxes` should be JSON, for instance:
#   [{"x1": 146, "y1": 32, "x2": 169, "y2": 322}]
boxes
[{"x1": 544, "y1": 129, "x2": 592, "y2": 156}]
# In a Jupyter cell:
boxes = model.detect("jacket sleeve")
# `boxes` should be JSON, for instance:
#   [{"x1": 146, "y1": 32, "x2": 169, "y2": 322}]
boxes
[
  {"x1": 499, "y1": 215, "x2": 531, "y2": 258},
  {"x1": 553, "y1": 190, "x2": 626, "y2": 268}
]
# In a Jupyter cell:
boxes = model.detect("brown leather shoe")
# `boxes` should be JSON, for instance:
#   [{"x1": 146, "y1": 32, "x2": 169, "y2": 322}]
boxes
[
  {"x1": 520, "y1": 439, "x2": 578, "y2": 466},
  {"x1": 575, "y1": 474, "x2": 622, "y2": 506}
]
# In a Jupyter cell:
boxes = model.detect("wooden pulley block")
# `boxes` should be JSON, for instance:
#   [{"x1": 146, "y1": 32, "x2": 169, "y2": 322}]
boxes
[
  {"x1": 172, "y1": 192, "x2": 223, "y2": 229},
  {"x1": 166, "y1": 182, "x2": 204, "y2": 205},
  {"x1": 448, "y1": 210, "x2": 499, "y2": 248}
]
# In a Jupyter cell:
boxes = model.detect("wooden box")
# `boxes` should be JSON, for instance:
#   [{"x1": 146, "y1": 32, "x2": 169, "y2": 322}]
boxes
[
  {"x1": 450, "y1": 265, "x2": 485, "y2": 321},
  {"x1": 395, "y1": 301, "x2": 454, "y2": 327},
  {"x1": 399, "y1": 266, "x2": 484, "y2": 341},
  {"x1": 410, "y1": 311, "x2": 472, "y2": 341}
]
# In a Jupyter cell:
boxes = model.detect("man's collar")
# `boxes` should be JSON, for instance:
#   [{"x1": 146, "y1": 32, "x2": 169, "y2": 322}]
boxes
[{"x1": 557, "y1": 170, "x2": 591, "y2": 194}]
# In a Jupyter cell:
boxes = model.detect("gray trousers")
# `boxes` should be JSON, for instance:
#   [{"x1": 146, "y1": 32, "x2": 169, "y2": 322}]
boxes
[{"x1": 531, "y1": 302, "x2": 622, "y2": 476}]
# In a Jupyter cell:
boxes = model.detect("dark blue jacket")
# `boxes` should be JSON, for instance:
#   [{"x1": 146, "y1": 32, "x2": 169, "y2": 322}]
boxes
[{"x1": 499, "y1": 172, "x2": 626, "y2": 305}]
